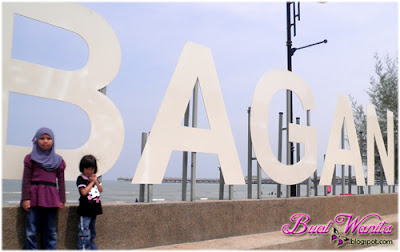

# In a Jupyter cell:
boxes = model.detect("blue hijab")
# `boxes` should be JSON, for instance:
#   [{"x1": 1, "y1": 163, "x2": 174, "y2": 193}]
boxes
[{"x1": 31, "y1": 127, "x2": 62, "y2": 171}]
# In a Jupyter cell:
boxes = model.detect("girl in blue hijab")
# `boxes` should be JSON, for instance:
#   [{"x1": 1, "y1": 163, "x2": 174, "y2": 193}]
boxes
[{"x1": 21, "y1": 127, "x2": 66, "y2": 249}]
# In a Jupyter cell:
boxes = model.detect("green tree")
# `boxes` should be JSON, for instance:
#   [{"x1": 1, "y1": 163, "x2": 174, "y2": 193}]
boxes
[
  {"x1": 349, "y1": 95, "x2": 366, "y2": 165},
  {"x1": 351, "y1": 53, "x2": 398, "y2": 181}
]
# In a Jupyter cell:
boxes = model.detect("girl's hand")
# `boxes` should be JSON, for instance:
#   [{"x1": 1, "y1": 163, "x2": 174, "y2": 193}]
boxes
[
  {"x1": 22, "y1": 200, "x2": 30, "y2": 212},
  {"x1": 89, "y1": 174, "x2": 97, "y2": 183},
  {"x1": 59, "y1": 203, "x2": 65, "y2": 212}
]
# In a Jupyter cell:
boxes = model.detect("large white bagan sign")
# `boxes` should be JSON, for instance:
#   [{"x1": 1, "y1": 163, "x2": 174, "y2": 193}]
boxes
[{"x1": 3, "y1": 3, "x2": 395, "y2": 186}]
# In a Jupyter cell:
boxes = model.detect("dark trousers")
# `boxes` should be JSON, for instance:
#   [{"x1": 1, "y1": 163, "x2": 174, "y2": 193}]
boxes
[{"x1": 24, "y1": 207, "x2": 58, "y2": 250}]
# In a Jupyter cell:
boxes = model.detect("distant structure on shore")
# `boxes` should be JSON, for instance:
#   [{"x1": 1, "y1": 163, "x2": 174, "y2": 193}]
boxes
[
  {"x1": 117, "y1": 176, "x2": 365, "y2": 185},
  {"x1": 117, "y1": 177, "x2": 221, "y2": 184}
]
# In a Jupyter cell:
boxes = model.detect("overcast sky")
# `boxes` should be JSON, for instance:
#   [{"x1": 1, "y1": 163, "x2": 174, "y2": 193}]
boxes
[{"x1": 6, "y1": 1, "x2": 398, "y2": 181}]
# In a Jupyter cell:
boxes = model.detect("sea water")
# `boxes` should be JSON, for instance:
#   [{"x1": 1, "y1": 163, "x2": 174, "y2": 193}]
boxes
[{"x1": 2, "y1": 179, "x2": 394, "y2": 206}]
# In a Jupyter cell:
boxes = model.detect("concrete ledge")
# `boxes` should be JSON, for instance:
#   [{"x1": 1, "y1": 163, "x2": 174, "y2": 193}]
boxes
[{"x1": 2, "y1": 193, "x2": 397, "y2": 249}]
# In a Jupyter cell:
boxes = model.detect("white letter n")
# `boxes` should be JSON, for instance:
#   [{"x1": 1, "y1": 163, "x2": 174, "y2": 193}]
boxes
[{"x1": 367, "y1": 104, "x2": 394, "y2": 185}]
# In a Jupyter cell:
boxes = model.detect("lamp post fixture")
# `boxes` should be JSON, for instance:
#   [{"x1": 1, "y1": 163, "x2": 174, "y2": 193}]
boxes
[{"x1": 286, "y1": 1, "x2": 327, "y2": 197}]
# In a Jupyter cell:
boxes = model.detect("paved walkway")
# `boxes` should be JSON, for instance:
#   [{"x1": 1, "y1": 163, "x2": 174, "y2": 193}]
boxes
[
  {"x1": 149, "y1": 230, "x2": 322, "y2": 250},
  {"x1": 149, "y1": 234, "x2": 398, "y2": 250},
  {"x1": 149, "y1": 214, "x2": 398, "y2": 250}
]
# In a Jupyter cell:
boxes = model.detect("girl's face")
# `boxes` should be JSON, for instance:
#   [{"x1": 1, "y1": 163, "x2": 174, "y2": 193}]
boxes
[
  {"x1": 38, "y1": 134, "x2": 53, "y2": 151},
  {"x1": 83, "y1": 167, "x2": 95, "y2": 177}
]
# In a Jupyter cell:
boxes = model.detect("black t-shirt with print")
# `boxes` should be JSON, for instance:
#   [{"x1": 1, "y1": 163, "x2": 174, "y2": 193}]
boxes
[{"x1": 76, "y1": 175, "x2": 102, "y2": 216}]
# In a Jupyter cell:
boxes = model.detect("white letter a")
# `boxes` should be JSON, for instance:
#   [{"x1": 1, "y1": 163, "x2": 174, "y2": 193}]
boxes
[
  {"x1": 132, "y1": 42, "x2": 245, "y2": 185},
  {"x1": 320, "y1": 95, "x2": 364, "y2": 186}
]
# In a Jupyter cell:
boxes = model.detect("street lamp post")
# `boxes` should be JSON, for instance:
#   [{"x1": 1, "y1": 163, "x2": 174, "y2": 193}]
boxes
[{"x1": 286, "y1": 2, "x2": 327, "y2": 197}]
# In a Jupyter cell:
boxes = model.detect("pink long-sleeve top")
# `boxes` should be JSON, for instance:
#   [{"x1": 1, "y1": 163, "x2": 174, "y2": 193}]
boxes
[{"x1": 21, "y1": 154, "x2": 66, "y2": 208}]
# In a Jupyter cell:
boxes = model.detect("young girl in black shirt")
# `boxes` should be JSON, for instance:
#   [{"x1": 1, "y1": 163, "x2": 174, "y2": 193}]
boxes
[{"x1": 76, "y1": 155, "x2": 103, "y2": 250}]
